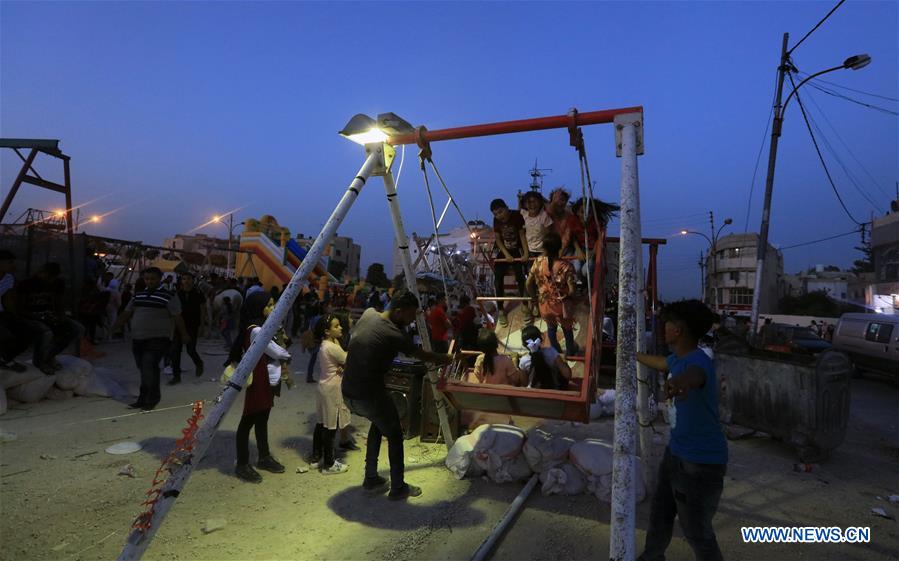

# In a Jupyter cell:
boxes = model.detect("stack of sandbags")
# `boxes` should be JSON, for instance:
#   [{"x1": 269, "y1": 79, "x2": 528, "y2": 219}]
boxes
[
  {"x1": 569, "y1": 438, "x2": 646, "y2": 502},
  {"x1": 589, "y1": 389, "x2": 616, "y2": 420},
  {"x1": 2, "y1": 363, "x2": 54, "y2": 405},
  {"x1": 74, "y1": 366, "x2": 129, "y2": 400},
  {"x1": 540, "y1": 463, "x2": 587, "y2": 496},
  {"x1": 46, "y1": 355, "x2": 94, "y2": 401},
  {"x1": 445, "y1": 432, "x2": 485, "y2": 480},
  {"x1": 471, "y1": 424, "x2": 532, "y2": 483}
]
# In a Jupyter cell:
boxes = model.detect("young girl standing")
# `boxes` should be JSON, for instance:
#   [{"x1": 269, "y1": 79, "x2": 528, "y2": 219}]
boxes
[
  {"x1": 520, "y1": 191, "x2": 553, "y2": 257},
  {"x1": 526, "y1": 230, "x2": 579, "y2": 356},
  {"x1": 309, "y1": 314, "x2": 354, "y2": 474},
  {"x1": 226, "y1": 292, "x2": 291, "y2": 483}
]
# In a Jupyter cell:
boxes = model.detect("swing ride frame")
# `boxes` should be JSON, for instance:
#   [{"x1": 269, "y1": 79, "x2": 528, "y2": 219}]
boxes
[{"x1": 118, "y1": 106, "x2": 647, "y2": 561}]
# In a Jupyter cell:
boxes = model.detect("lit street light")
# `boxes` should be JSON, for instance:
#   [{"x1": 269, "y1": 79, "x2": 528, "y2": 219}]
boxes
[{"x1": 751, "y1": 31, "x2": 871, "y2": 334}]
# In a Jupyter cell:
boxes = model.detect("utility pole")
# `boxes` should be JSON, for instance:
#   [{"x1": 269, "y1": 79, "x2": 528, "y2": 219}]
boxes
[
  {"x1": 699, "y1": 251, "x2": 706, "y2": 301},
  {"x1": 227, "y1": 213, "x2": 234, "y2": 278},
  {"x1": 709, "y1": 211, "x2": 717, "y2": 312},
  {"x1": 750, "y1": 32, "x2": 790, "y2": 336}
]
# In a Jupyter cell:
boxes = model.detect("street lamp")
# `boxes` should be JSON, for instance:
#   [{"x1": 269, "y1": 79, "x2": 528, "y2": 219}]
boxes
[
  {"x1": 681, "y1": 217, "x2": 732, "y2": 311},
  {"x1": 213, "y1": 213, "x2": 240, "y2": 277},
  {"x1": 750, "y1": 33, "x2": 871, "y2": 335}
]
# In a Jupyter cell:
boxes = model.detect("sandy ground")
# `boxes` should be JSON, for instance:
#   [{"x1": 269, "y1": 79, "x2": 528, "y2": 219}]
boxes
[{"x1": 2, "y1": 333, "x2": 899, "y2": 561}]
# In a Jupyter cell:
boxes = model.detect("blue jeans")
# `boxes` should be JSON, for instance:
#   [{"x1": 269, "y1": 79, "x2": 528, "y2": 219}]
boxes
[
  {"x1": 639, "y1": 448, "x2": 726, "y2": 561},
  {"x1": 345, "y1": 392, "x2": 405, "y2": 490},
  {"x1": 307, "y1": 345, "x2": 319, "y2": 380},
  {"x1": 132, "y1": 337, "x2": 171, "y2": 407}
]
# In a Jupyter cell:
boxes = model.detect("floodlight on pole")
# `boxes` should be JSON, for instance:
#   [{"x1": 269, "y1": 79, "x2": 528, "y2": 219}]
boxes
[{"x1": 339, "y1": 112, "x2": 416, "y2": 146}]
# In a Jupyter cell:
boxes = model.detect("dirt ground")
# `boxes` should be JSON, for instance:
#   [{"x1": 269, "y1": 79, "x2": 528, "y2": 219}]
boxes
[{"x1": 1, "y1": 335, "x2": 898, "y2": 561}]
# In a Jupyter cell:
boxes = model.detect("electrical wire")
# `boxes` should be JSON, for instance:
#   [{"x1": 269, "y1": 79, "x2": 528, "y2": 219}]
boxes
[
  {"x1": 788, "y1": 72, "x2": 865, "y2": 226},
  {"x1": 778, "y1": 227, "x2": 863, "y2": 250},
  {"x1": 799, "y1": 95, "x2": 882, "y2": 211},
  {"x1": 800, "y1": 74, "x2": 899, "y2": 102},
  {"x1": 806, "y1": 82, "x2": 899, "y2": 116},
  {"x1": 787, "y1": 0, "x2": 846, "y2": 55},
  {"x1": 801, "y1": 86, "x2": 894, "y2": 201}
]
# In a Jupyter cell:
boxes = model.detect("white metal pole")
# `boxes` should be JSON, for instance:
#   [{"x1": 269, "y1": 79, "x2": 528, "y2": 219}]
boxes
[
  {"x1": 117, "y1": 151, "x2": 380, "y2": 561},
  {"x1": 382, "y1": 167, "x2": 457, "y2": 449},
  {"x1": 610, "y1": 113, "x2": 642, "y2": 561}
]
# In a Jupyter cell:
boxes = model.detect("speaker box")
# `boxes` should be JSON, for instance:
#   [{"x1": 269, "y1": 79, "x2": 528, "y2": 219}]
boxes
[
  {"x1": 420, "y1": 378, "x2": 459, "y2": 444},
  {"x1": 385, "y1": 360, "x2": 426, "y2": 440}
]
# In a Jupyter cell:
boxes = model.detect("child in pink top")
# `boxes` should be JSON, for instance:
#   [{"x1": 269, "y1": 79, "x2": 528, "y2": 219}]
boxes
[{"x1": 469, "y1": 330, "x2": 526, "y2": 386}]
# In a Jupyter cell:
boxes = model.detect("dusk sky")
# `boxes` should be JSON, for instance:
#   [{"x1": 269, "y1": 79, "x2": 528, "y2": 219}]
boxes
[{"x1": 1, "y1": 1, "x2": 896, "y2": 300}]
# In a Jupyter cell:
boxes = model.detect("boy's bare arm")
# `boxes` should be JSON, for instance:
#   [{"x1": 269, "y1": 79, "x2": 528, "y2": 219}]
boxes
[{"x1": 636, "y1": 352, "x2": 668, "y2": 372}]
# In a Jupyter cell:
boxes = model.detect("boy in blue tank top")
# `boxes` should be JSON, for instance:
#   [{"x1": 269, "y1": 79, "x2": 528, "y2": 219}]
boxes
[{"x1": 637, "y1": 300, "x2": 727, "y2": 561}]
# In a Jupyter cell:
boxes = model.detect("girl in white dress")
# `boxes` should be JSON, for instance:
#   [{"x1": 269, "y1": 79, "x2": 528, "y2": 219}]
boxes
[{"x1": 310, "y1": 315, "x2": 354, "y2": 474}]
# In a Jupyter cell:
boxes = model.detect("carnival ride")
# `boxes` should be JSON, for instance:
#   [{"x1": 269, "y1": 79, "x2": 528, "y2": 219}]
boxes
[{"x1": 119, "y1": 106, "x2": 655, "y2": 561}]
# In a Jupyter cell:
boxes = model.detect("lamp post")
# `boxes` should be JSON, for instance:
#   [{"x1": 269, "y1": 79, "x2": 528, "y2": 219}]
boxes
[
  {"x1": 213, "y1": 213, "x2": 240, "y2": 277},
  {"x1": 681, "y1": 217, "x2": 732, "y2": 312},
  {"x1": 750, "y1": 31, "x2": 871, "y2": 335}
]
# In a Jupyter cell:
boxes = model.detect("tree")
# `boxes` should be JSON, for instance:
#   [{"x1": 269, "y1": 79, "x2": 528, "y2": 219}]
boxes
[
  {"x1": 365, "y1": 263, "x2": 390, "y2": 288},
  {"x1": 851, "y1": 225, "x2": 874, "y2": 275},
  {"x1": 327, "y1": 260, "x2": 347, "y2": 279}
]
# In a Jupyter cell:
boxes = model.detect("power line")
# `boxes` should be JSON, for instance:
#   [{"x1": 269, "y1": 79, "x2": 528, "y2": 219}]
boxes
[
  {"x1": 801, "y1": 74, "x2": 899, "y2": 102},
  {"x1": 779, "y1": 227, "x2": 862, "y2": 250},
  {"x1": 788, "y1": 0, "x2": 846, "y2": 55},
  {"x1": 788, "y1": 72, "x2": 864, "y2": 225},
  {"x1": 800, "y1": 95, "x2": 883, "y2": 211},
  {"x1": 802, "y1": 86, "x2": 894, "y2": 201},
  {"x1": 806, "y1": 82, "x2": 899, "y2": 116}
]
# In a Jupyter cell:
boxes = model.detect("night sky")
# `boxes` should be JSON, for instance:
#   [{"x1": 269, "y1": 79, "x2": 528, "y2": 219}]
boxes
[{"x1": 1, "y1": 1, "x2": 896, "y2": 300}]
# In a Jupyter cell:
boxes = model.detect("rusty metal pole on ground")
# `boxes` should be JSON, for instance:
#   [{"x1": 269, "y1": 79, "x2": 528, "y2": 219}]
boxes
[
  {"x1": 610, "y1": 112, "x2": 643, "y2": 561},
  {"x1": 117, "y1": 150, "x2": 381, "y2": 561}
]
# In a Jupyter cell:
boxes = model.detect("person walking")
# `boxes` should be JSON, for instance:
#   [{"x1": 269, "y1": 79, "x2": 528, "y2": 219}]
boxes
[
  {"x1": 113, "y1": 267, "x2": 190, "y2": 411},
  {"x1": 169, "y1": 272, "x2": 206, "y2": 384},
  {"x1": 341, "y1": 290, "x2": 453, "y2": 500}
]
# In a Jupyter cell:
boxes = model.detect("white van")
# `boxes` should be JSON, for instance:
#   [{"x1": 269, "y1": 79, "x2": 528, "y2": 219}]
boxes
[{"x1": 832, "y1": 313, "x2": 899, "y2": 382}]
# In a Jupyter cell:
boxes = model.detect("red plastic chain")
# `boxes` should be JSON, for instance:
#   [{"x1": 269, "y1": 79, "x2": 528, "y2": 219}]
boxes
[{"x1": 131, "y1": 401, "x2": 205, "y2": 532}]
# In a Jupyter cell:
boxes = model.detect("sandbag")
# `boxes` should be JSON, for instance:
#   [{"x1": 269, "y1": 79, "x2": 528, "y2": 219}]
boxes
[
  {"x1": 445, "y1": 433, "x2": 483, "y2": 480},
  {"x1": 471, "y1": 424, "x2": 531, "y2": 483},
  {"x1": 54, "y1": 355, "x2": 92, "y2": 390},
  {"x1": 522, "y1": 428, "x2": 574, "y2": 473},
  {"x1": 589, "y1": 390, "x2": 616, "y2": 420},
  {"x1": 73, "y1": 369, "x2": 129, "y2": 399},
  {"x1": 0, "y1": 388, "x2": 7, "y2": 415},
  {"x1": 570, "y1": 438, "x2": 645, "y2": 502},
  {"x1": 0, "y1": 364, "x2": 43, "y2": 389},
  {"x1": 539, "y1": 462, "x2": 587, "y2": 496},
  {"x1": 8, "y1": 375, "x2": 56, "y2": 403},
  {"x1": 46, "y1": 387, "x2": 74, "y2": 401}
]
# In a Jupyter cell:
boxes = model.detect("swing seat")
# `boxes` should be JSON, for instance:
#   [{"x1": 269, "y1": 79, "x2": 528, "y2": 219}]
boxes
[{"x1": 437, "y1": 373, "x2": 594, "y2": 423}]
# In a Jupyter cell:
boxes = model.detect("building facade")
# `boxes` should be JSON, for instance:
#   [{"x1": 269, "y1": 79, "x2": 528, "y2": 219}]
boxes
[
  {"x1": 296, "y1": 234, "x2": 362, "y2": 281},
  {"x1": 706, "y1": 232, "x2": 783, "y2": 316},
  {"x1": 868, "y1": 209, "x2": 899, "y2": 313}
]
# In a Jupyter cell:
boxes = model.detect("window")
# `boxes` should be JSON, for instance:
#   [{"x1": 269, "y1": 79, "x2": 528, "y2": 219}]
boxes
[
  {"x1": 864, "y1": 323, "x2": 894, "y2": 344},
  {"x1": 729, "y1": 271, "x2": 740, "y2": 282},
  {"x1": 336, "y1": 250, "x2": 342, "y2": 257},
  {"x1": 728, "y1": 287, "x2": 753, "y2": 306}
]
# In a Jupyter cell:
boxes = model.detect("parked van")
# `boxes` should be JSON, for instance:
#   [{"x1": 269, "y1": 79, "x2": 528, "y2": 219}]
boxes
[{"x1": 832, "y1": 313, "x2": 899, "y2": 382}]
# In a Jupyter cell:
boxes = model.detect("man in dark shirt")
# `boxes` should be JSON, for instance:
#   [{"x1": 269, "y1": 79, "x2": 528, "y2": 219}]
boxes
[
  {"x1": 342, "y1": 289, "x2": 453, "y2": 500},
  {"x1": 169, "y1": 272, "x2": 206, "y2": 384},
  {"x1": 490, "y1": 198, "x2": 529, "y2": 326}
]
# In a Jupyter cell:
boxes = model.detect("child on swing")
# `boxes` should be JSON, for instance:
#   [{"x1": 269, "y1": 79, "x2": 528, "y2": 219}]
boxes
[{"x1": 526, "y1": 230, "x2": 579, "y2": 356}]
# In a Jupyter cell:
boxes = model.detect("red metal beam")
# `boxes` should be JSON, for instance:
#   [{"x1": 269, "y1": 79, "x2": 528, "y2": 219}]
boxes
[{"x1": 388, "y1": 106, "x2": 643, "y2": 146}]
